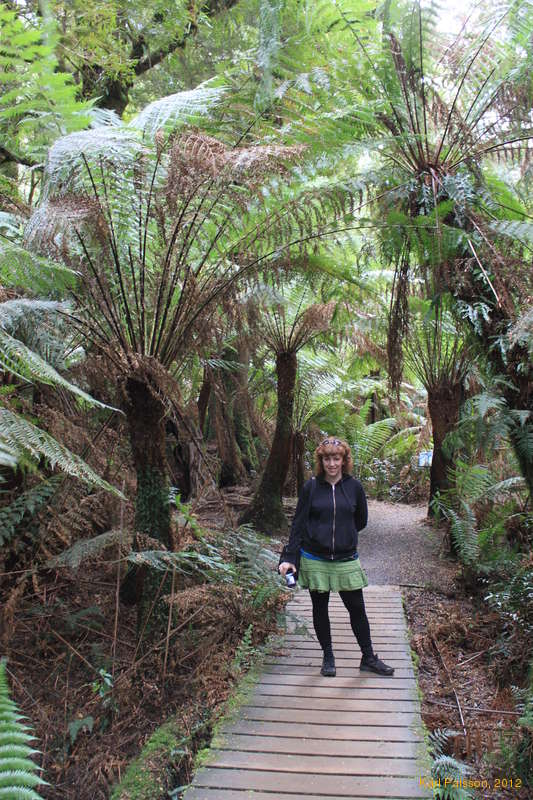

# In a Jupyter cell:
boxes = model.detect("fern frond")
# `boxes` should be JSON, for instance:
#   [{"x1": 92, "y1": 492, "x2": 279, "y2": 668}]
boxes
[
  {"x1": 0, "y1": 327, "x2": 115, "y2": 410},
  {"x1": 126, "y1": 548, "x2": 234, "y2": 581},
  {"x1": 0, "y1": 410, "x2": 123, "y2": 497},
  {"x1": 0, "y1": 241, "x2": 77, "y2": 294},
  {"x1": 0, "y1": 476, "x2": 61, "y2": 547},
  {"x1": 255, "y1": 0, "x2": 283, "y2": 111},
  {"x1": 448, "y1": 504, "x2": 480, "y2": 567},
  {"x1": 129, "y1": 82, "x2": 227, "y2": 135},
  {"x1": 0, "y1": 300, "x2": 64, "y2": 334},
  {"x1": 489, "y1": 219, "x2": 533, "y2": 244},
  {"x1": 40, "y1": 127, "x2": 144, "y2": 198},
  {"x1": 351, "y1": 417, "x2": 397, "y2": 474},
  {"x1": 0, "y1": 660, "x2": 46, "y2": 800},
  {"x1": 46, "y1": 529, "x2": 129, "y2": 570},
  {"x1": 0, "y1": 212, "x2": 23, "y2": 239},
  {"x1": 509, "y1": 307, "x2": 533, "y2": 354}
]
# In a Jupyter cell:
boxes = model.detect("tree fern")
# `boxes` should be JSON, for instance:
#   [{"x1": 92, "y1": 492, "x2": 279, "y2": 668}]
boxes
[{"x1": 0, "y1": 659, "x2": 47, "y2": 800}]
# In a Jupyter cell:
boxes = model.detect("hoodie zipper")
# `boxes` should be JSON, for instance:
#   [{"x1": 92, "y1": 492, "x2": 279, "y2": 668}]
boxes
[{"x1": 331, "y1": 483, "x2": 336, "y2": 559}]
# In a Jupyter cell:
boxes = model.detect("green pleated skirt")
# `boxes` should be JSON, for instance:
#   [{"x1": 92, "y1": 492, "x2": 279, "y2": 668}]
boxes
[{"x1": 298, "y1": 554, "x2": 369, "y2": 592}]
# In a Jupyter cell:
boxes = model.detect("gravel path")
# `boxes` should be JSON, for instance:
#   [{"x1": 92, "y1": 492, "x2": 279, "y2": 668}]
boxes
[{"x1": 359, "y1": 500, "x2": 456, "y2": 591}]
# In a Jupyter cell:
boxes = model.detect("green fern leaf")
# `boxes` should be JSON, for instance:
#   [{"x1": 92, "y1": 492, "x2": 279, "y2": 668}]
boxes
[
  {"x1": 0, "y1": 661, "x2": 46, "y2": 800},
  {"x1": 0, "y1": 327, "x2": 116, "y2": 410},
  {"x1": 0, "y1": 476, "x2": 61, "y2": 547},
  {"x1": 0, "y1": 410, "x2": 123, "y2": 497},
  {"x1": 0, "y1": 241, "x2": 77, "y2": 295},
  {"x1": 130, "y1": 81, "x2": 227, "y2": 135}
]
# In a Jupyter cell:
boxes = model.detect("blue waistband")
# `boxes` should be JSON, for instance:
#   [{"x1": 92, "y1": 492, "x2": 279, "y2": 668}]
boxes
[{"x1": 301, "y1": 549, "x2": 358, "y2": 561}]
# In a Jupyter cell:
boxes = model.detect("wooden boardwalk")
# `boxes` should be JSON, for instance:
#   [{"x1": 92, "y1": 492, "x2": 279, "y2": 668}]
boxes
[{"x1": 184, "y1": 586, "x2": 432, "y2": 799}]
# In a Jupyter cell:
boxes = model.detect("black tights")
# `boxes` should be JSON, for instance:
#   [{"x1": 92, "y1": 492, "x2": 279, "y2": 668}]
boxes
[{"x1": 310, "y1": 589, "x2": 373, "y2": 658}]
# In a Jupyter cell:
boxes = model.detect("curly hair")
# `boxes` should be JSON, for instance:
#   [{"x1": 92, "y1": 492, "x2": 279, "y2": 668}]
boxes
[{"x1": 314, "y1": 437, "x2": 353, "y2": 475}]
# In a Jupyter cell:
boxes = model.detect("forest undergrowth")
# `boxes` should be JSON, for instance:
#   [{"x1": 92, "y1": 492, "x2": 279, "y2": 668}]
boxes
[
  {"x1": 0, "y1": 400, "x2": 289, "y2": 800},
  {"x1": 404, "y1": 578, "x2": 533, "y2": 800}
]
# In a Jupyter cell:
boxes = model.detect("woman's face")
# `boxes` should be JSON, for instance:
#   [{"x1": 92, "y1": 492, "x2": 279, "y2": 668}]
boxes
[{"x1": 322, "y1": 451, "x2": 343, "y2": 481}]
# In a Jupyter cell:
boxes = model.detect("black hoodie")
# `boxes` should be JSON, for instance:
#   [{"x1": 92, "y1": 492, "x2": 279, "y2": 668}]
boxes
[{"x1": 280, "y1": 473, "x2": 368, "y2": 570}]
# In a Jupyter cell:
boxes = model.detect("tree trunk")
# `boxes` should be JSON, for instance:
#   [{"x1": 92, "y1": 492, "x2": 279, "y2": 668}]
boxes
[
  {"x1": 294, "y1": 430, "x2": 306, "y2": 496},
  {"x1": 125, "y1": 376, "x2": 170, "y2": 544},
  {"x1": 239, "y1": 351, "x2": 297, "y2": 533},
  {"x1": 427, "y1": 380, "x2": 462, "y2": 529},
  {"x1": 122, "y1": 376, "x2": 171, "y2": 637},
  {"x1": 233, "y1": 339, "x2": 259, "y2": 472},
  {"x1": 208, "y1": 359, "x2": 247, "y2": 487},
  {"x1": 197, "y1": 369, "x2": 211, "y2": 434}
]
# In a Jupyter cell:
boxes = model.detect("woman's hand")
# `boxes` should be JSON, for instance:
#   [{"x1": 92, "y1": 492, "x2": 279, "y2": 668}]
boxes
[{"x1": 278, "y1": 561, "x2": 297, "y2": 576}]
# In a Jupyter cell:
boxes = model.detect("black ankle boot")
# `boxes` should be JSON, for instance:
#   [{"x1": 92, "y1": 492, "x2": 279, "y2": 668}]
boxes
[
  {"x1": 321, "y1": 645, "x2": 336, "y2": 677},
  {"x1": 360, "y1": 651, "x2": 394, "y2": 676}
]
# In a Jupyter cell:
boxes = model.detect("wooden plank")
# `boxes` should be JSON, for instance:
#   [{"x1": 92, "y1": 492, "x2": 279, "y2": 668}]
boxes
[
  {"x1": 202, "y1": 749, "x2": 423, "y2": 777},
  {"x1": 219, "y1": 720, "x2": 424, "y2": 742},
  {"x1": 239, "y1": 706, "x2": 417, "y2": 726},
  {"x1": 282, "y1": 639, "x2": 411, "y2": 651},
  {"x1": 257, "y1": 673, "x2": 417, "y2": 689},
  {"x1": 254, "y1": 683, "x2": 418, "y2": 701},
  {"x1": 184, "y1": 791, "x2": 422, "y2": 800},
  {"x1": 212, "y1": 733, "x2": 423, "y2": 759},
  {"x1": 247, "y1": 694, "x2": 421, "y2": 713},
  {"x1": 261, "y1": 665, "x2": 414, "y2": 678},
  {"x1": 190, "y1": 767, "x2": 431, "y2": 797},
  {"x1": 277, "y1": 650, "x2": 412, "y2": 659},
  {"x1": 288, "y1": 620, "x2": 408, "y2": 628},
  {"x1": 263, "y1": 656, "x2": 412, "y2": 666}
]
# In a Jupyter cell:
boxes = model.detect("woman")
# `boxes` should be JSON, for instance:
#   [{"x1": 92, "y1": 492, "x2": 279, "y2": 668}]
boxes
[{"x1": 278, "y1": 437, "x2": 394, "y2": 677}]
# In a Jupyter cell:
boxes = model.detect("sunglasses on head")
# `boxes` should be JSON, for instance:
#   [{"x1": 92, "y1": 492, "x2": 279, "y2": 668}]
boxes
[{"x1": 321, "y1": 438, "x2": 341, "y2": 446}]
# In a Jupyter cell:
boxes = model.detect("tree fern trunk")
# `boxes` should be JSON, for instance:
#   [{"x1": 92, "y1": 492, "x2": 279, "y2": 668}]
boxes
[
  {"x1": 233, "y1": 340, "x2": 259, "y2": 472},
  {"x1": 125, "y1": 376, "x2": 170, "y2": 545},
  {"x1": 207, "y1": 363, "x2": 247, "y2": 488},
  {"x1": 294, "y1": 430, "x2": 306, "y2": 496},
  {"x1": 239, "y1": 351, "x2": 297, "y2": 533},
  {"x1": 123, "y1": 376, "x2": 171, "y2": 637},
  {"x1": 197, "y1": 368, "x2": 211, "y2": 435},
  {"x1": 427, "y1": 380, "x2": 462, "y2": 532}
]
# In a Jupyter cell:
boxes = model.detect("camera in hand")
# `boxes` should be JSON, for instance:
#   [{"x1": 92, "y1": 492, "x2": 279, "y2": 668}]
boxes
[{"x1": 285, "y1": 569, "x2": 297, "y2": 588}]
